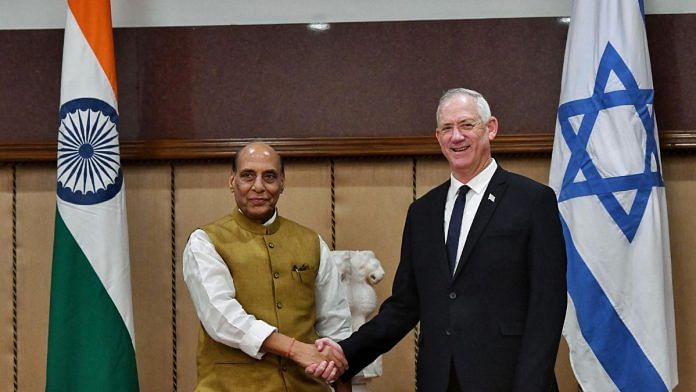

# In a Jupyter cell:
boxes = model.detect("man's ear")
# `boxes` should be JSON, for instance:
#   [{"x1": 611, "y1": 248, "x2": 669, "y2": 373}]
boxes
[
  {"x1": 279, "y1": 174, "x2": 285, "y2": 194},
  {"x1": 486, "y1": 116, "x2": 499, "y2": 141},
  {"x1": 228, "y1": 174, "x2": 235, "y2": 191}
]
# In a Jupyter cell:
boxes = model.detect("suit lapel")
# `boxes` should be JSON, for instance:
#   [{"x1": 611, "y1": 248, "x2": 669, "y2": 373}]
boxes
[
  {"x1": 452, "y1": 167, "x2": 509, "y2": 281},
  {"x1": 425, "y1": 181, "x2": 452, "y2": 280}
]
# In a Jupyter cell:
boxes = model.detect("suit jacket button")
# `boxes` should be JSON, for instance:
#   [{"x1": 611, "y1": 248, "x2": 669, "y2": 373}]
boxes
[
  {"x1": 445, "y1": 329, "x2": 452, "y2": 336},
  {"x1": 449, "y1": 292, "x2": 457, "y2": 299}
]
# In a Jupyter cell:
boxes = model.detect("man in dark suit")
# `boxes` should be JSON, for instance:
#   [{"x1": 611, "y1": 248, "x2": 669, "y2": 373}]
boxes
[{"x1": 309, "y1": 88, "x2": 567, "y2": 391}]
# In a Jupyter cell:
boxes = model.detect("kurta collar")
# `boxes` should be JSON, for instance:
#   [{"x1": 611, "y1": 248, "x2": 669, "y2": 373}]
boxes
[{"x1": 232, "y1": 208, "x2": 281, "y2": 235}]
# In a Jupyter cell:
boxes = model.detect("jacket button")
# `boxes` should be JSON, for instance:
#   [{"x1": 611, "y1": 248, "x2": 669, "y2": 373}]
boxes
[
  {"x1": 268, "y1": 242, "x2": 275, "y2": 248},
  {"x1": 281, "y1": 365, "x2": 287, "y2": 371},
  {"x1": 276, "y1": 302, "x2": 283, "y2": 309},
  {"x1": 449, "y1": 292, "x2": 457, "y2": 299},
  {"x1": 445, "y1": 329, "x2": 452, "y2": 336},
  {"x1": 273, "y1": 272, "x2": 280, "y2": 279}
]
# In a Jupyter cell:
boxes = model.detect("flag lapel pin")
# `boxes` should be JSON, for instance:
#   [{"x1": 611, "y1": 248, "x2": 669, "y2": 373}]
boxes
[{"x1": 488, "y1": 193, "x2": 496, "y2": 203}]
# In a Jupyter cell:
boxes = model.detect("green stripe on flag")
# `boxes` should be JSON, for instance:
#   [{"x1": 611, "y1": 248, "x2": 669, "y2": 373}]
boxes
[{"x1": 46, "y1": 209, "x2": 138, "y2": 391}]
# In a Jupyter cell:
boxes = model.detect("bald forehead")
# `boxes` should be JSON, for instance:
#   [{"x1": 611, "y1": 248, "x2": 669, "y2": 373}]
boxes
[
  {"x1": 240, "y1": 143, "x2": 277, "y2": 159},
  {"x1": 234, "y1": 143, "x2": 283, "y2": 172}
]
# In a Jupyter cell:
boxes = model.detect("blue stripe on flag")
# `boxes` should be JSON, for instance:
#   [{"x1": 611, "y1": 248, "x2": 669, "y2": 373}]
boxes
[
  {"x1": 559, "y1": 172, "x2": 663, "y2": 201},
  {"x1": 561, "y1": 216, "x2": 667, "y2": 391},
  {"x1": 639, "y1": 0, "x2": 645, "y2": 19}
]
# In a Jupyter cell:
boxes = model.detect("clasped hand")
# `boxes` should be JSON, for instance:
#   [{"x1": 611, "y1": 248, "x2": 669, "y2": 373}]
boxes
[{"x1": 292, "y1": 338, "x2": 347, "y2": 383}]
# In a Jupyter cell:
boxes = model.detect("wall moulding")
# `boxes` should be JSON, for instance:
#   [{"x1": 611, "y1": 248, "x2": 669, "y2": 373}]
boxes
[{"x1": 1, "y1": 130, "x2": 694, "y2": 162}]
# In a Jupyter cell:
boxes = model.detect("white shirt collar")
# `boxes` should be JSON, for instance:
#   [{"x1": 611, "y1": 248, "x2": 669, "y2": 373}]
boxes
[
  {"x1": 263, "y1": 209, "x2": 278, "y2": 226},
  {"x1": 447, "y1": 158, "x2": 498, "y2": 200},
  {"x1": 236, "y1": 208, "x2": 278, "y2": 226}
]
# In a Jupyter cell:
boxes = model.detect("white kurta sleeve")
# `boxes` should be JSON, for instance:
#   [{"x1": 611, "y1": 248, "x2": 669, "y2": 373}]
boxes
[
  {"x1": 314, "y1": 236, "x2": 353, "y2": 341},
  {"x1": 183, "y1": 229, "x2": 276, "y2": 359}
]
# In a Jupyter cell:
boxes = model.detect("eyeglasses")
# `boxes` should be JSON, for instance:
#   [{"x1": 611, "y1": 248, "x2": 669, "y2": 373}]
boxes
[{"x1": 437, "y1": 120, "x2": 483, "y2": 135}]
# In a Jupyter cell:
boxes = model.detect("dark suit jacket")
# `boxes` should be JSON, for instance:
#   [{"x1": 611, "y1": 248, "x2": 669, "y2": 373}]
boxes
[{"x1": 339, "y1": 167, "x2": 567, "y2": 391}]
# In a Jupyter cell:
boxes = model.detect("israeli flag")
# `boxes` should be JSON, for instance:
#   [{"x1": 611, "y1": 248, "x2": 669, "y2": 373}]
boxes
[{"x1": 549, "y1": 1, "x2": 678, "y2": 391}]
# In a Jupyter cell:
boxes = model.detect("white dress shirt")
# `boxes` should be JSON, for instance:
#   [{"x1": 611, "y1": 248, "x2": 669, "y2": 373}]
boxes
[
  {"x1": 443, "y1": 159, "x2": 498, "y2": 273},
  {"x1": 183, "y1": 211, "x2": 352, "y2": 360}
]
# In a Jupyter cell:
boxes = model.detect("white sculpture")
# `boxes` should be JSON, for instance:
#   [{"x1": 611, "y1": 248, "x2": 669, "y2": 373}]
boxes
[{"x1": 331, "y1": 250, "x2": 386, "y2": 390}]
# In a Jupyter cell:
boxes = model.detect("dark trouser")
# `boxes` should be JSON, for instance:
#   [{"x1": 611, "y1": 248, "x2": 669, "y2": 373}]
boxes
[
  {"x1": 445, "y1": 365, "x2": 561, "y2": 392},
  {"x1": 447, "y1": 360, "x2": 461, "y2": 392}
]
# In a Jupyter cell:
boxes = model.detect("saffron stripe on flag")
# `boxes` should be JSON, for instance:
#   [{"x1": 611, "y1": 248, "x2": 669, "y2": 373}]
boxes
[{"x1": 67, "y1": 0, "x2": 118, "y2": 97}]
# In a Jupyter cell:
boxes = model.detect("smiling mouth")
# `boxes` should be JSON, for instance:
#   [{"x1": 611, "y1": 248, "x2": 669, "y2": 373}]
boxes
[{"x1": 450, "y1": 146, "x2": 470, "y2": 153}]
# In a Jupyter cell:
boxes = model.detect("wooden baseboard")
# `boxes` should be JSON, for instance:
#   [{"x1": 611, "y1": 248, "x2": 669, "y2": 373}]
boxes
[{"x1": 1, "y1": 131, "x2": 694, "y2": 162}]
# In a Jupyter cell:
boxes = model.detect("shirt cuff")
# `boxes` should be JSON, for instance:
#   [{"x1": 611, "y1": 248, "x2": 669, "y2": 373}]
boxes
[{"x1": 239, "y1": 320, "x2": 277, "y2": 359}]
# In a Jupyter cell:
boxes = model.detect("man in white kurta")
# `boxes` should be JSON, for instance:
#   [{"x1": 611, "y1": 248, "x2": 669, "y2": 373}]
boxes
[{"x1": 183, "y1": 142, "x2": 351, "y2": 391}]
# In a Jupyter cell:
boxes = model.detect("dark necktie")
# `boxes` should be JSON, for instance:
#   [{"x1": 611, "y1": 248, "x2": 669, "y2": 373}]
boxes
[{"x1": 446, "y1": 185, "x2": 469, "y2": 274}]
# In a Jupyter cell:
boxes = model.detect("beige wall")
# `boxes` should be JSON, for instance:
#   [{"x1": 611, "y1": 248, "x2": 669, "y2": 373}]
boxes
[
  {"x1": 664, "y1": 156, "x2": 696, "y2": 392},
  {"x1": 1, "y1": 154, "x2": 694, "y2": 391}
]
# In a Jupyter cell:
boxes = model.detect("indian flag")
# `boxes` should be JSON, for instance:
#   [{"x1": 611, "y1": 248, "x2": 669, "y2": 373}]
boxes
[{"x1": 46, "y1": 0, "x2": 139, "y2": 390}]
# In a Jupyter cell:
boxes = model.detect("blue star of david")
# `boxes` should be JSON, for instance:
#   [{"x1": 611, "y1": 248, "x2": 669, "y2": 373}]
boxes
[{"x1": 557, "y1": 42, "x2": 663, "y2": 243}]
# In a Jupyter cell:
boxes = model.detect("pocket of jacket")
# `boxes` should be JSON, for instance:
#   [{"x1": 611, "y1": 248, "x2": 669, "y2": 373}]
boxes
[{"x1": 291, "y1": 263, "x2": 318, "y2": 285}]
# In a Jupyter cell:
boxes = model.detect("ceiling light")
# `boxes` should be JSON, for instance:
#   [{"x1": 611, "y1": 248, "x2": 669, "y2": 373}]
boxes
[{"x1": 308, "y1": 23, "x2": 330, "y2": 31}]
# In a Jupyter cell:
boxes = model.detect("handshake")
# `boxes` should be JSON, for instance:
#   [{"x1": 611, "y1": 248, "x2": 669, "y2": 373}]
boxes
[{"x1": 288, "y1": 337, "x2": 348, "y2": 383}]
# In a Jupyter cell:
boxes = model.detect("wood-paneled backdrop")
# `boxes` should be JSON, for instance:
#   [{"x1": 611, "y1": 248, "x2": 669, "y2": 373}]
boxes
[
  {"x1": 1, "y1": 154, "x2": 695, "y2": 392},
  {"x1": 1, "y1": 14, "x2": 696, "y2": 392}
]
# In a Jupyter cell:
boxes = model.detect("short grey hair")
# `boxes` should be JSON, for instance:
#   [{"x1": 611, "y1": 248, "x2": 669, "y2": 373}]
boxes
[{"x1": 436, "y1": 88, "x2": 491, "y2": 126}]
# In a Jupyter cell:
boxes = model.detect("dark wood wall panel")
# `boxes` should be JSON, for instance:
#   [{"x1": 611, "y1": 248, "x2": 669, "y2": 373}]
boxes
[
  {"x1": 647, "y1": 14, "x2": 696, "y2": 132},
  {"x1": 0, "y1": 30, "x2": 62, "y2": 142},
  {"x1": 1, "y1": 15, "x2": 695, "y2": 147}
]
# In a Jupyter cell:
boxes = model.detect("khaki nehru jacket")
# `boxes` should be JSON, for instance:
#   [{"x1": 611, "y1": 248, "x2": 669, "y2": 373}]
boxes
[{"x1": 196, "y1": 209, "x2": 329, "y2": 392}]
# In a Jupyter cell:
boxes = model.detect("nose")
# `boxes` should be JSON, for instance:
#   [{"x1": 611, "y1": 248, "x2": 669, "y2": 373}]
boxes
[
  {"x1": 451, "y1": 127, "x2": 466, "y2": 141},
  {"x1": 251, "y1": 176, "x2": 265, "y2": 192}
]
